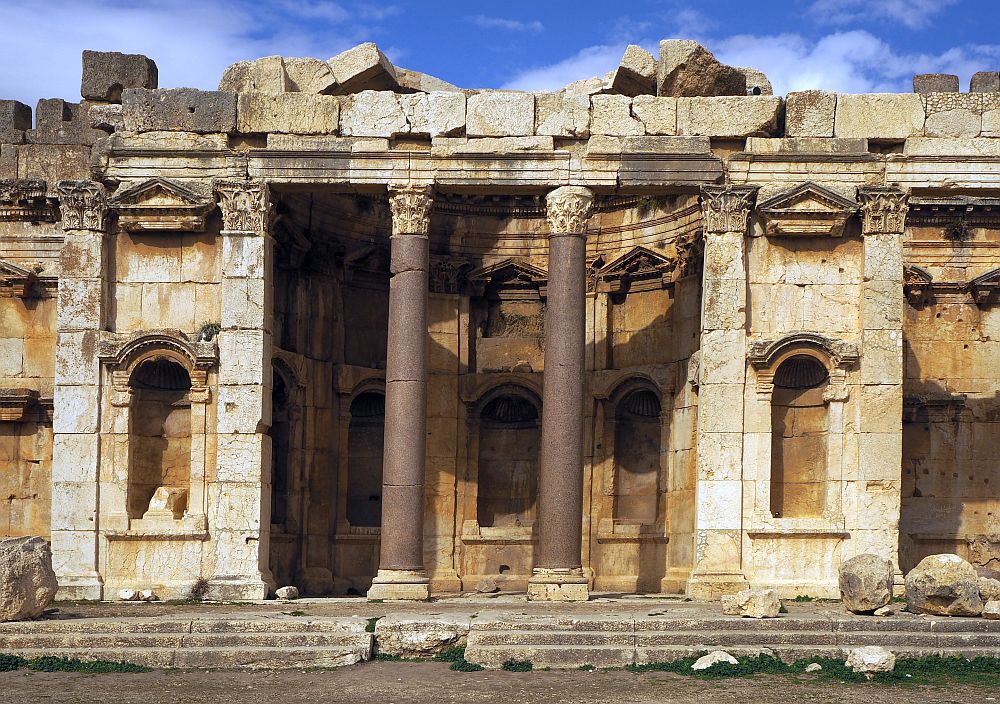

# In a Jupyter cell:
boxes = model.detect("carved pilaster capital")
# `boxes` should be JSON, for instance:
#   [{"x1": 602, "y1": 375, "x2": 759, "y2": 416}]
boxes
[
  {"x1": 858, "y1": 186, "x2": 908, "y2": 235},
  {"x1": 56, "y1": 180, "x2": 108, "y2": 232},
  {"x1": 700, "y1": 185, "x2": 758, "y2": 235},
  {"x1": 388, "y1": 184, "x2": 434, "y2": 236},
  {"x1": 213, "y1": 179, "x2": 271, "y2": 233},
  {"x1": 545, "y1": 186, "x2": 594, "y2": 235}
]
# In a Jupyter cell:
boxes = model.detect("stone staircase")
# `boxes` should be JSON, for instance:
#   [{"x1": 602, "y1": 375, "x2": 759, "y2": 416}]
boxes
[
  {"x1": 465, "y1": 614, "x2": 1000, "y2": 668},
  {"x1": 0, "y1": 616, "x2": 372, "y2": 669}
]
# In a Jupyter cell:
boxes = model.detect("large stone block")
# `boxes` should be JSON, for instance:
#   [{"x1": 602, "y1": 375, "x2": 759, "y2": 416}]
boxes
[
  {"x1": 0, "y1": 101, "x2": 31, "y2": 144},
  {"x1": 833, "y1": 93, "x2": 924, "y2": 140},
  {"x1": 219, "y1": 56, "x2": 291, "y2": 94},
  {"x1": 26, "y1": 99, "x2": 103, "y2": 145},
  {"x1": 590, "y1": 94, "x2": 643, "y2": 136},
  {"x1": 913, "y1": 73, "x2": 959, "y2": 94},
  {"x1": 466, "y1": 91, "x2": 534, "y2": 137},
  {"x1": 657, "y1": 40, "x2": 746, "y2": 97},
  {"x1": 630, "y1": 95, "x2": 677, "y2": 135},
  {"x1": 607, "y1": 44, "x2": 657, "y2": 96},
  {"x1": 328, "y1": 42, "x2": 399, "y2": 94},
  {"x1": 971, "y1": 71, "x2": 1000, "y2": 93},
  {"x1": 905, "y1": 553, "x2": 983, "y2": 616},
  {"x1": 122, "y1": 88, "x2": 237, "y2": 134},
  {"x1": 923, "y1": 92, "x2": 982, "y2": 138},
  {"x1": 17, "y1": 144, "x2": 90, "y2": 191},
  {"x1": 283, "y1": 57, "x2": 338, "y2": 94},
  {"x1": 340, "y1": 91, "x2": 407, "y2": 137},
  {"x1": 81, "y1": 50, "x2": 157, "y2": 102},
  {"x1": 839, "y1": 553, "x2": 893, "y2": 613},
  {"x1": 677, "y1": 96, "x2": 782, "y2": 137},
  {"x1": 535, "y1": 91, "x2": 590, "y2": 137},
  {"x1": 374, "y1": 614, "x2": 471, "y2": 657},
  {"x1": 785, "y1": 90, "x2": 836, "y2": 138},
  {"x1": 0, "y1": 144, "x2": 15, "y2": 179},
  {"x1": 400, "y1": 92, "x2": 465, "y2": 138},
  {"x1": 237, "y1": 92, "x2": 339, "y2": 134},
  {"x1": 0, "y1": 537, "x2": 58, "y2": 622}
]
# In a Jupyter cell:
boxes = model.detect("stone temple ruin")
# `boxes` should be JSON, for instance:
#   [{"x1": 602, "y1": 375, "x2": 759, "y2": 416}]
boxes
[{"x1": 1, "y1": 39, "x2": 1000, "y2": 603}]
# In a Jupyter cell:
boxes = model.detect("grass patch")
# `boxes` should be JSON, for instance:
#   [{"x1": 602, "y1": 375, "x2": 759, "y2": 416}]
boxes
[
  {"x1": 433, "y1": 647, "x2": 484, "y2": 672},
  {"x1": 283, "y1": 610, "x2": 307, "y2": 617},
  {"x1": 0, "y1": 654, "x2": 25, "y2": 672},
  {"x1": 501, "y1": 660, "x2": 533, "y2": 672},
  {"x1": 450, "y1": 659, "x2": 485, "y2": 672},
  {"x1": 792, "y1": 595, "x2": 814, "y2": 602},
  {"x1": 374, "y1": 653, "x2": 421, "y2": 662},
  {"x1": 365, "y1": 617, "x2": 380, "y2": 633},
  {"x1": 0, "y1": 654, "x2": 151, "y2": 674},
  {"x1": 578, "y1": 664, "x2": 596, "y2": 671}
]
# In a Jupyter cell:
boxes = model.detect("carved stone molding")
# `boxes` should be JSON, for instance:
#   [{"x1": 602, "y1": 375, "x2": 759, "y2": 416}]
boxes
[
  {"x1": 110, "y1": 177, "x2": 214, "y2": 233},
  {"x1": 213, "y1": 178, "x2": 270, "y2": 233},
  {"x1": 99, "y1": 329, "x2": 217, "y2": 398},
  {"x1": 903, "y1": 393, "x2": 967, "y2": 423},
  {"x1": 749, "y1": 332, "x2": 860, "y2": 371},
  {"x1": 700, "y1": 185, "x2": 758, "y2": 235},
  {"x1": 904, "y1": 264, "x2": 934, "y2": 303},
  {"x1": 595, "y1": 246, "x2": 676, "y2": 295},
  {"x1": 0, "y1": 259, "x2": 53, "y2": 299},
  {"x1": 467, "y1": 258, "x2": 548, "y2": 299},
  {"x1": 429, "y1": 256, "x2": 473, "y2": 294},
  {"x1": 388, "y1": 184, "x2": 434, "y2": 236},
  {"x1": 0, "y1": 388, "x2": 40, "y2": 422},
  {"x1": 969, "y1": 267, "x2": 1000, "y2": 307},
  {"x1": 756, "y1": 182, "x2": 857, "y2": 238},
  {"x1": 674, "y1": 231, "x2": 704, "y2": 279},
  {"x1": 545, "y1": 186, "x2": 594, "y2": 235},
  {"x1": 56, "y1": 180, "x2": 108, "y2": 232},
  {"x1": 858, "y1": 186, "x2": 908, "y2": 235},
  {"x1": 0, "y1": 179, "x2": 55, "y2": 222}
]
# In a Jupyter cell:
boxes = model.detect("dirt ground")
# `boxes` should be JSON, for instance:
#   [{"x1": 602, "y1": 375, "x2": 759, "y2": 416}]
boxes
[{"x1": 3, "y1": 661, "x2": 997, "y2": 704}]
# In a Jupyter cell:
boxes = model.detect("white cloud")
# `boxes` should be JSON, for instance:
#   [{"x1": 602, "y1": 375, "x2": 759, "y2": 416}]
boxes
[
  {"x1": 502, "y1": 29, "x2": 1000, "y2": 95},
  {"x1": 806, "y1": 0, "x2": 960, "y2": 30},
  {"x1": 467, "y1": 15, "x2": 544, "y2": 33},
  {"x1": 0, "y1": 0, "x2": 382, "y2": 107}
]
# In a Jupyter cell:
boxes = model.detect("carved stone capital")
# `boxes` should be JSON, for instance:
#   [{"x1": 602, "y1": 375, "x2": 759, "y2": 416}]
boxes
[
  {"x1": 56, "y1": 180, "x2": 108, "y2": 232},
  {"x1": 213, "y1": 179, "x2": 270, "y2": 233},
  {"x1": 388, "y1": 184, "x2": 434, "y2": 236},
  {"x1": 858, "y1": 186, "x2": 908, "y2": 235},
  {"x1": 545, "y1": 186, "x2": 594, "y2": 235},
  {"x1": 700, "y1": 185, "x2": 758, "y2": 235}
]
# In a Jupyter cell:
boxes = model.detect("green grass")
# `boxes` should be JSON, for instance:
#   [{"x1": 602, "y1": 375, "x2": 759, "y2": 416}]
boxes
[
  {"x1": 578, "y1": 664, "x2": 596, "y2": 671},
  {"x1": 0, "y1": 654, "x2": 151, "y2": 674},
  {"x1": 501, "y1": 660, "x2": 533, "y2": 672},
  {"x1": 792, "y1": 595, "x2": 814, "y2": 602},
  {"x1": 365, "y1": 617, "x2": 380, "y2": 633},
  {"x1": 432, "y1": 647, "x2": 484, "y2": 672}
]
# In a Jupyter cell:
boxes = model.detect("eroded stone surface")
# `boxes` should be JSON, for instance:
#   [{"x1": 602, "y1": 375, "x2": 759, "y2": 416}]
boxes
[
  {"x1": 846, "y1": 646, "x2": 895, "y2": 675},
  {"x1": 905, "y1": 554, "x2": 984, "y2": 617},
  {"x1": 839, "y1": 554, "x2": 893, "y2": 614},
  {"x1": 0, "y1": 537, "x2": 58, "y2": 622},
  {"x1": 720, "y1": 589, "x2": 781, "y2": 618},
  {"x1": 657, "y1": 40, "x2": 746, "y2": 97},
  {"x1": 374, "y1": 614, "x2": 471, "y2": 657}
]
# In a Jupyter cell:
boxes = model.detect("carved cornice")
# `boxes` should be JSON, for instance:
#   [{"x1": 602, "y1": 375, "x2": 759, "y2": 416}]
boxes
[
  {"x1": 545, "y1": 186, "x2": 594, "y2": 235},
  {"x1": 858, "y1": 186, "x2": 908, "y2": 235},
  {"x1": 596, "y1": 246, "x2": 676, "y2": 295},
  {"x1": 0, "y1": 388, "x2": 40, "y2": 422},
  {"x1": 213, "y1": 178, "x2": 270, "y2": 233},
  {"x1": 0, "y1": 259, "x2": 53, "y2": 299},
  {"x1": 56, "y1": 180, "x2": 108, "y2": 232},
  {"x1": 903, "y1": 264, "x2": 934, "y2": 303},
  {"x1": 749, "y1": 332, "x2": 860, "y2": 371},
  {"x1": 756, "y1": 182, "x2": 857, "y2": 238},
  {"x1": 429, "y1": 257, "x2": 473, "y2": 294},
  {"x1": 969, "y1": 266, "x2": 1000, "y2": 306},
  {"x1": 903, "y1": 393, "x2": 966, "y2": 423},
  {"x1": 388, "y1": 184, "x2": 434, "y2": 236},
  {"x1": 0, "y1": 179, "x2": 56, "y2": 222},
  {"x1": 700, "y1": 185, "x2": 758, "y2": 235},
  {"x1": 467, "y1": 258, "x2": 548, "y2": 299},
  {"x1": 98, "y1": 329, "x2": 218, "y2": 377},
  {"x1": 907, "y1": 196, "x2": 1000, "y2": 228},
  {"x1": 110, "y1": 177, "x2": 214, "y2": 233}
]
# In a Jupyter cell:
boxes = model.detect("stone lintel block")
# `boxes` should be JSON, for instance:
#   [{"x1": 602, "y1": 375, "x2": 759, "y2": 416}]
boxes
[
  {"x1": 535, "y1": 90, "x2": 591, "y2": 137},
  {"x1": 466, "y1": 91, "x2": 534, "y2": 137},
  {"x1": 400, "y1": 92, "x2": 466, "y2": 138},
  {"x1": 590, "y1": 94, "x2": 643, "y2": 136},
  {"x1": 27, "y1": 99, "x2": 104, "y2": 145},
  {"x1": 913, "y1": 73, "x2": 959, "y2": 94},
  {"x1": 328, "y1": 42, "x2": 399, "y2": 94},
  {"x1": 0, "y1": 100, "x2": 31, "y2": 144},
  {"x1": 236, "y1": 92, "x2": 340, "y2": 135},
  {"x1": 430, "y1": 135, "x2": 554, "y2": 156},
  {"x1": 585, "y1": 134, "x2": 709, "y2": 156},
  {"x1": 219, "y1": 55, "x2": 291, "y2": 94},
  {"x1": 81, "y1": 50, "x2": 158, "y2": 102},
  {"x1": 902, "y1": 137, "x2": 1000, "y2": 156},
  {"x1": 834, "y1": 93, "x2": 924, "y2": 140},
  {"x1": 971, "y1": 71, "x2": 1000, "y2": 94},
  {"x1": 744, "y1": 136, "x2": 868, "y2": 153},
  {"x1": 122, "y1": 88, "x2": 237, "y2": 134},
  {"x1": 265, "y1": 133, "x2": 387, "y2": 151},
  {"x1": 631, "y1": 95, "x2": 677, "y2": 135},
  {"x1": 785, "y1": 90, "x2": 836, "y2": 138},
  {"x1": 677, "y1": 96, "x2": 783, "y2": 137},
  {"x1": 340, "y1": 90, "x2": 407, "y2": 137}
]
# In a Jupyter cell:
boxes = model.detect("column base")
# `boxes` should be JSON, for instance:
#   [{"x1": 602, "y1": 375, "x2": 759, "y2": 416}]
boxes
[
  {"x1": 367, "y1": 569, "x2": 430, "y2": 601},
  {"x1": 686, "y1": 573, "x2": 749, "y2": 601},
  {"x1": 206, "y1": 577, "x2": 270, "y2": 601},
  {"x1": 55, "y1": 573, "x2": 103, "y2": 601},
  {"x1": 527, "y1": 568, "x2": 590, "y2": 602}
]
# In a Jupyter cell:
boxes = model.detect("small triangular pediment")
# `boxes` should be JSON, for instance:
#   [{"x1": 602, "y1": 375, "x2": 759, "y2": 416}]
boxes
[
  {"x1": 598, "y1": 246, "x2": 674, "y2": 278},
  {"x1": 468, "y1": 258, "x2": 547, "y2": 286},
  {"x1": 110, "y1": 178, "x2": 209, "y2": 208},
  {"x1": 970, "y1": 266, "x2": 1000, "y2": 306},
  {"x1": 758, "y1": 182, "x2": 858, "y2": 214},
  {"x1": 904, "y1": 264, "x2": 933, "y2": 286},
  {"x1": 758, "y1": 182, "x2": 858, "y2": 237},
  {"x1": 0, "y1": 259, "x2": 31, "y2": 279}
]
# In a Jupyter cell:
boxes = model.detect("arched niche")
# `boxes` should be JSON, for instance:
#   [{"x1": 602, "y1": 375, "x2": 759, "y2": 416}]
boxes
[
  {"x1": 613, "y1": 385, "x2": 663, "y2": 523},
  {"x1": 476, "y1": 391, "x2": 541, "y2": 528},
  {"x1": 346, "y1": 390, "x2": 385, "y2": 528},
  {"x1": 769, "y1": 355, "x2": 830, "y2": 519}
]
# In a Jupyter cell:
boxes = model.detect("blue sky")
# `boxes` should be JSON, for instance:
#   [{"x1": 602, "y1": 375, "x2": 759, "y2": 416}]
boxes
[{"x1": 1, "y1": 0, "x2": 998, "y2": 106}]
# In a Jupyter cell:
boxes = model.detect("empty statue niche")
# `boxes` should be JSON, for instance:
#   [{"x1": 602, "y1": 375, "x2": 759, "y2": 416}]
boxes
[
  {"x1": 477, "y1": 393, "x2": 540, "y2": 529},
  {"x1": 128, "y1": 358, "x2": 192, "y2": 520},
  {"x1": 613, "y1": 387, "x2": 663, "y2": 524},
  {"x1": 469, "y1": 260, "x2": 547, "y2": 373},
  {"x1": 770, "y1": 355, "x2": 830, "y2": 519},
  {"x1": 347, "y1": 391, "x2": 385, "y2": 527},
  {"x1": 269, "y1": 371, "x2": 291, "y2": 528}
]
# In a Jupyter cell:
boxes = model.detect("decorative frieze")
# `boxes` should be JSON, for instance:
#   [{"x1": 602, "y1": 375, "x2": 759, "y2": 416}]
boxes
[
  {"x1": 699, "y1": 185, "x2": 758, "y2": 234},
  {"x1": 749, "y1": 332, "x2": 860, "y2": 371},
  {"x1": 756, "y1": 182, "x2": 857, "y2": 237},
  {"x1": 387, "y1": 184, "x2": 433, "y2": 236},
  {"x1": 903, "y1": 393, "x2": 967, "y2": 423},
  {"x1": 56, "y1": 180, "x2": 108, "y2": 231},
  {"x1": 545, "y1": 186, "x2": 594, "y2": 234},
  {"x1": 0, "y1": 179, "x2": 56, "y2": 222},
  {"x1": 429, "y1": 256, "x2": 473, "y2": 294},
  {"x1": 858, "y1": 186, "x2": 908, "y2": 234},
  {"x1": 213, "y1": 178, "x2": 270, "y2": 232},
  {"x1": 110, "y1": 177, "x2": 214, "y2": 232}
]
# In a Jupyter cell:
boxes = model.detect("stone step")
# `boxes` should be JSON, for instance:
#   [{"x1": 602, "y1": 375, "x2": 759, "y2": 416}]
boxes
[
  {"x1": 0, "y1": 631, "x2": 362, "y2": 649},
  {"x1": 0, "y1": 617, "x2": 367, "y2": 635}
]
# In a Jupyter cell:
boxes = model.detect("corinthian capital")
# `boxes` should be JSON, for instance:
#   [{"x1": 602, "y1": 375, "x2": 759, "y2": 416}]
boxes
[
  {"x1": 545, "y1": 186, "x2": 594, "y2": 235},
  {"x1": 700, "y1": 185, "x2": 758, "y2": 235},
  {"x1": 213, "y1": 179, "x2": 271, "y2": 233},
  {"x1": 858, "y1": 186, "x2": 908, "y2": 235},
  {"x1": 388, "y1": 184, "x2": 434, "y2": 236},
  {"x1": 56, "y1": 180, "x2": 108, "y2": 232}
]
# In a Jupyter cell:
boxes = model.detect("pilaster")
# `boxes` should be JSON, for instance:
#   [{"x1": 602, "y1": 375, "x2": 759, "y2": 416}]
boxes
[{"x1": 688, "y1": 184, "x2": 757, "y2": 600}]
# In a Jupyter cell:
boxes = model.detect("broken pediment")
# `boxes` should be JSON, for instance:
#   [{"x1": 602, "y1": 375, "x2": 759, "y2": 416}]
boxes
[
  {"x1": 0, "y1": 259, "x2": 49, "y2": 298},
  {"x1": 467, "y1": 258, "x2": 547, "y2": 299},
  {"x1": 596, "y1": 246, "x2": 675, "y2": 295},
  {"x1": 109, "y1": 177, "x2": 214, "y2": 233},
  {"x1": 756, "y1": 182, "x2": 858, "y2": 237},
  {"x1": 969, "y1": 267, "x2": 1000, "y2": 306},
  {"x1": 903, "y1": 264, "x2": 933, "y2": 303}
]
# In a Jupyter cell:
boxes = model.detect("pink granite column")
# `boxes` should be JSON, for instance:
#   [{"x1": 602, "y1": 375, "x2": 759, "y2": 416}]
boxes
[
  {"x1": 368, "y1": 184, "x2": 434, "y2": 601},
  {"x1": 528, "y1": 186, "x2": 594, "y2": 602}
]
